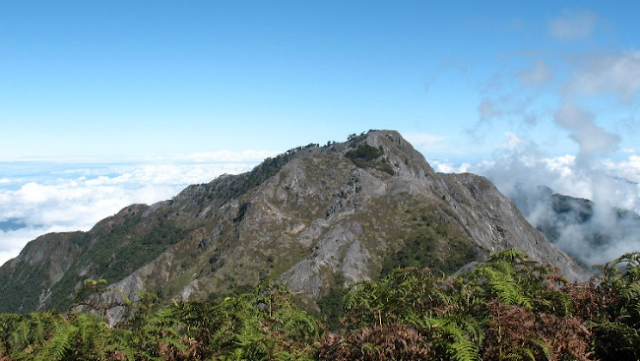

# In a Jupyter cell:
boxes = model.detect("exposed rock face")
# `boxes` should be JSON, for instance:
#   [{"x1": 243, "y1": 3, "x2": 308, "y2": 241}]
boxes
[
  {"x1": 0, "y1": 130, "x2": 585, "y2": 314},
  {"x1": 0, "y1": 232, "x2": 83, "y2": 312},
  {"x1": 438, "y1": 173, "x2": 580, "y2": 278}
]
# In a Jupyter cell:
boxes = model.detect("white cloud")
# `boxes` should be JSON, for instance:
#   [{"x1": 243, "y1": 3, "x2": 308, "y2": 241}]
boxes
[
  {"x1": 519, "y1": 60, "x2": 553, "y2": 85},
  {"x1": 568, "y1": 51, "x2": 640, "y2": 103},
  {"x1": 463, "y1": 10, "x2": 640, "y2": 266},
  {"x1": 403, "y1": 132, "x2": 447, "y2": 151},
  {"x1": 501, "y1": 132, "x2": 524, "y2": 149},
  {"x1": 472, "y1": 141, "x2": 640, "y2": 212},
  {"x1": 553, "y1": 103, "x2": 620, "y2": 159},
  {"x1": 602, "y1": 155, "x2": 640, "y2": 184},
  {"x1": 181, "y1": 149, "x2": 279, "y2": 163},
  {"x1": 478, "y1": 99, "x2": 503, "y2": 120},
  {"x1": 0, "y1": 227, "x2": 53, "y2": 266},
  {"x1": 0, "y1": 160, "x2": 262, "y2": 266},
  {"x1": 474, "y1": 95, "x2": 539, "y2": 127},
  {"x1": 430, "y1": 160, "x2": 471, "y2": 174},
  {"x1": 549, "y1": 10, "x2": 597, "y2": 40},
  {"x1": 465, "y1": 136, "x2": 640, "y2": 266},
  {"x1": 542, "y1": 155, "x2": 575, "y2": 177}
]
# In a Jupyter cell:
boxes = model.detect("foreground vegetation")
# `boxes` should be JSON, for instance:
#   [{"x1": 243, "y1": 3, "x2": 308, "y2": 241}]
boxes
[{"x1": 1, "y1": 250, "x2": 639, "y2": 360}]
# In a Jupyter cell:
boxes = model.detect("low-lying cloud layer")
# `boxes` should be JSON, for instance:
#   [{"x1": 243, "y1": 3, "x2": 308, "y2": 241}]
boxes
[{"x1": 0, "y1": 155, "x2": 274, "y2": 266}]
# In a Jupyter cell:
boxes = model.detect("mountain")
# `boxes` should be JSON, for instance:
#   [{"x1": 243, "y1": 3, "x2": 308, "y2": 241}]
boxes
[
  {"x1": 508, "y1": 183, "x2": 640, "y2": 266},
  {"x1": 0, "y1": 130, "x2": 584, "y2": 314}
]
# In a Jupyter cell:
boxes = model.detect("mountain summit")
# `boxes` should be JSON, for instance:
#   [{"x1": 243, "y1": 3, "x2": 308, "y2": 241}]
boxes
[{"x1": 0, "y1": 130, "x2": 584, "y2": 313}]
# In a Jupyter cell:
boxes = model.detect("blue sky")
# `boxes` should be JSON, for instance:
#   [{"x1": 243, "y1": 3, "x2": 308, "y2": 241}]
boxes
[
  {"x1": 2, "y1": 1, "x2": 640, "y2": 265},
  {"x1": 2, "y1": 1, "x2": 637, "y2": 161}
]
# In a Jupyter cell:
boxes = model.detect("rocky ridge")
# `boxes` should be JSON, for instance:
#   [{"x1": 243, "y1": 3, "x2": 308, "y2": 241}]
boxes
[{"x1": 0, "y1": 130, "x2": 584, "y2": 314}]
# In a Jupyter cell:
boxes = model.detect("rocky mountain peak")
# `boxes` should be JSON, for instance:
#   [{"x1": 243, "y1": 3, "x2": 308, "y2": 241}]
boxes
[{"x1": 0, "y1": 130, "x2": 585, "y2": 315}]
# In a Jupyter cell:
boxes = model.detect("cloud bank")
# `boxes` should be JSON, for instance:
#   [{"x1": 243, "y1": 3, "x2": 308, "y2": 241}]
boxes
[
  {"x1": 0, "y1": 154, "x2": 274, "y2": 266},
  {"x1": 432, "y1": 132, "x2": 640, "y2": 267}
]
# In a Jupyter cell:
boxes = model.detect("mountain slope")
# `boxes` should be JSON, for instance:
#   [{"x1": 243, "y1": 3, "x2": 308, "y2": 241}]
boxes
[{"x1": 0, "y1": 130, "x2": 584, "y2": 314}]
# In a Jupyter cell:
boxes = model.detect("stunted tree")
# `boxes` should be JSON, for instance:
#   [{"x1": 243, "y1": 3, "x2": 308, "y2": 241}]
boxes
[{"x1": 68, "y1": 279, "x2": 131, "y2": 325}]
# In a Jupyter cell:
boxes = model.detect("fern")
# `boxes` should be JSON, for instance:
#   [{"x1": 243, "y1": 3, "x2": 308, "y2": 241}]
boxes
[
  {"x1": 31, "y1": 322, "x2": 76, "y2": 361},
  {"x1": 589, "y1": 319, "x2": 640, "y2": 360},
  {"x1": 409, "y1": 315, "x2": 481, "y2": 361}
]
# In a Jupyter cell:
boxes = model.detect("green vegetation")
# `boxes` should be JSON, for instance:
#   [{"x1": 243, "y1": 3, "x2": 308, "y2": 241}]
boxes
[
  {"x1": 205, "y1": 149, "x2": 303, "y2": 204},
  {"x1": 1, "y1": 280, "x2": 319, "y2": 361},
  {"x1": 234, "y1": 202, "x2": 251, "y2": 223},
  {"x1": 316, "y1": 272, "x2": 348, "y2": 330},
  {"x1": 382, "y1": 206, "x2": 477, "y2": 276},
  {"x1": 345, "y1": 144, "x2": 383, "y2": 164},
  {"x1": 345, "y1": 144, "x2": 395, "y2": 175},
  {"x1": 102, "y1": 225, "x2": 190, "y2": 282},
  {"x1": 2, "y1": 249, "x2": 639, "y2": 360},
  {"x1": 381, "y1": 232, "x2": 476, "y2": 275},
  {"x1": 0, "y1": 233, "x2": 85, "y2": 313},
  {"x1": 0, "y1": 209, "x2": 194, "y2": 314},
  {"x1": 42, "y1": 214, "x2": 191, "y2": 312}
]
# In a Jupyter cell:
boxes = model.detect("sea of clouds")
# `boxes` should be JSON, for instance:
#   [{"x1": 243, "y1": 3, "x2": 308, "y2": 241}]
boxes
[
  {"x1": 2, "y1": 142, "x2": 640, "y2": 269},
  {"x1": 0, "y1": 150, "x2": 276, "y2": 266}
]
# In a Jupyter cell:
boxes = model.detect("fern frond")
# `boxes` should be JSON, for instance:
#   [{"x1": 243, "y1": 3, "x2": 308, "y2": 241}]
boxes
[
  {"x1": 449, "y1": 336, "x2": 479, "y2": 361},
  {"x1": 530, "y1": 338, "x2": 552, "y2": 361},
  {"x1": 409, "y1": 315, "x2": 481, "y2": 361},
  {"x1": 32, "y1": 323, "x2": 77, "y2": 361}
]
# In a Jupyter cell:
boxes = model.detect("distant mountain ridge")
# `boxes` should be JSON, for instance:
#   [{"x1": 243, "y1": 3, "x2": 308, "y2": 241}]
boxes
[
  {"x1": 508, "y1": 183, "x2": 640, "y2": 266},
  {"x1": 0, "y1": 130, "x2": 584, "y2": 314}
]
